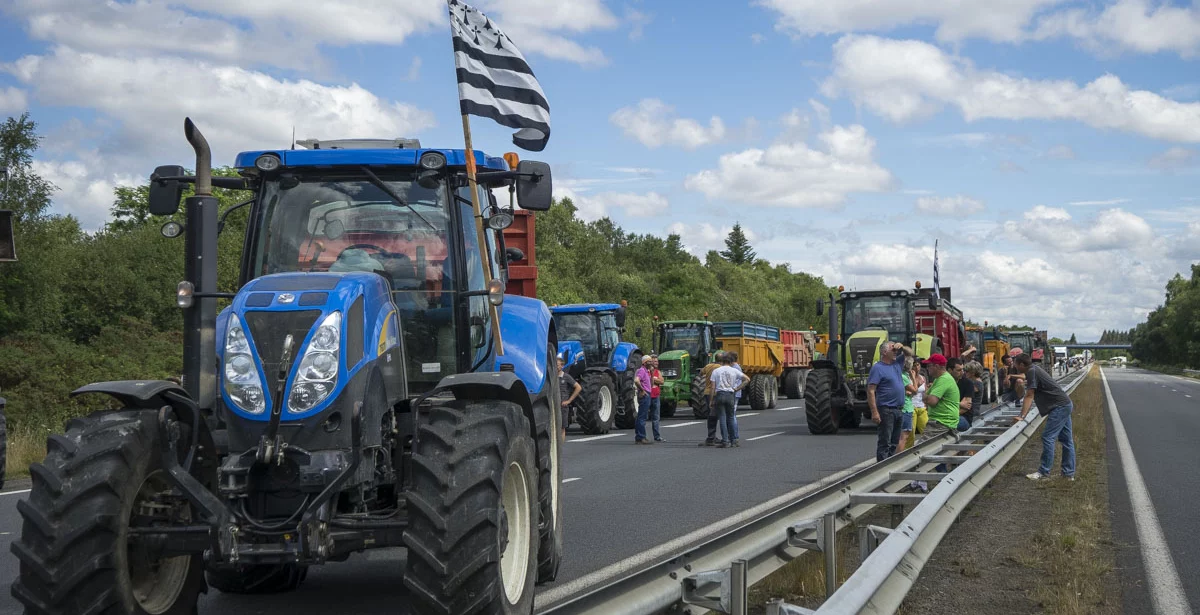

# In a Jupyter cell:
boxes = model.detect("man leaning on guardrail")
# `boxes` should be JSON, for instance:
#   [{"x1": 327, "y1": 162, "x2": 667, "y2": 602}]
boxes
[{"x1": 1011, "y1": 353, "x2": 1076, "y2": 481}]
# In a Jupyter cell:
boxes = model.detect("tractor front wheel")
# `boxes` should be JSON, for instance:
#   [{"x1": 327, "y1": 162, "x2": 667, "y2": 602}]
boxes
[
  {"x1": 536, "y1": 343, "x2": 564, "y2": 583},
  {"x1": 12, "y1": 410, "x2": 206, "y2": 615},
  {"x1": 660, "y1": 399, "x2": 677, "y2": 418},
  {"x1": 804, "y1": 368, "x2": 839, "y2": 434},
  {"x1": 405, "y1": 400, "x2": 539, "y2": 615},
  {"x1": 577, "y1": 372, "x2": 616, "y2": 434}
]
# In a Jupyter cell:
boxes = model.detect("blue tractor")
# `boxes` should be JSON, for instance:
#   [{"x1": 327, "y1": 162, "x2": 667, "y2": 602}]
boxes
[
  {"x1": 550, "y1": 303, "x2": 643, "y2": 433},
  {"x1": 12, "y1": 120, "x2": 563, "y2": 615}
]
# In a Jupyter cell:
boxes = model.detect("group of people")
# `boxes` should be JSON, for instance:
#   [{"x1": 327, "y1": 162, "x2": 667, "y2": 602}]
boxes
[{"x1": 867, "y1": 341, "x2": 1076, "y2": 483}]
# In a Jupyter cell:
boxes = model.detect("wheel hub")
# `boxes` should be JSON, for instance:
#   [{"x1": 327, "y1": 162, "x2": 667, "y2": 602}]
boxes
[{"x1": 127, "y1": 470, "x2": 192, "y2": 615}]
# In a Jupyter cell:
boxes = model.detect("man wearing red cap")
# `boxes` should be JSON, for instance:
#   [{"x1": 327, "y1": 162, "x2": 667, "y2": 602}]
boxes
[{"x1": 919, "y1": 353, "x2": 961, "y2": 442}]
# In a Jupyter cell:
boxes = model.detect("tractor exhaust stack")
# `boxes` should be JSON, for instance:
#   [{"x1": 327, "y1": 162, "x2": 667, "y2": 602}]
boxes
[{"x1": 181, "y1": 118, "x2": 220, "y2": 410}]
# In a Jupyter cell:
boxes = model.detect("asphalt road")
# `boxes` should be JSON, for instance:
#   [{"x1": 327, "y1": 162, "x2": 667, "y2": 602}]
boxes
[
  {"x1": 0, "y1": 397, "x2": 885, "y2": 614},
  {"x1": 1102, "y1": 367, "x2": 1200, "y2": 614}
]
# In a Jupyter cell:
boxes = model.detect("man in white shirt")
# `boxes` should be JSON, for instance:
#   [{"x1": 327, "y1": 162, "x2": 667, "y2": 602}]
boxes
[{"x1": 705, "y1": 352, "x2": 750, "y2": 448}]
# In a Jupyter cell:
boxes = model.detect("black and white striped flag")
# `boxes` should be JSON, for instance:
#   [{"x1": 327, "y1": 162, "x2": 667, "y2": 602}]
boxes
[
  {"x1": 449, "y1": 0, "x2": 551, "y2": 152},
  {"x1": 933, "y1": 239, "x2": 941, "y2": 302}
]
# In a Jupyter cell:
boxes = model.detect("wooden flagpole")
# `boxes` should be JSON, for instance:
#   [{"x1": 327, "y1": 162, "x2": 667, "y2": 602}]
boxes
[{"x1": 461, "y1": 113, "x2": 505, "y2": 356}]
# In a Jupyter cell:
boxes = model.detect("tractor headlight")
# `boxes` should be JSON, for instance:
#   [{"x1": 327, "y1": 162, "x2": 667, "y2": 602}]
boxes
[
  {"x1": 223, "y1": 316, "x2": 266, "y2": 414},
  {"x1": 288, "y1": 311, "x2": 340, "y2": 413}
]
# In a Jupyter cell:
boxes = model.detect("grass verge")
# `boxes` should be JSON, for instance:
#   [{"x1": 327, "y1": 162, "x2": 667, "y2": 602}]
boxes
[{"x1": 7, "y1": 425, "x2": 47, "y2": 480}]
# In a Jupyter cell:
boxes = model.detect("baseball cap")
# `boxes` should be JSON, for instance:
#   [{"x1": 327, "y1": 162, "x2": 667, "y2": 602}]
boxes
[{"x1": 921, "y1": 353, "x2": 947, "y2": 366}]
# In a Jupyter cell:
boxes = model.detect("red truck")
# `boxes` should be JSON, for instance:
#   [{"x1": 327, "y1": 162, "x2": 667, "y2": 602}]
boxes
[
  {"x1": 779, "y1": 329, "x2": 817, "y2": 399},
  {"x1": 914, "y1": 286, "x2": 967, "y2": 360}
]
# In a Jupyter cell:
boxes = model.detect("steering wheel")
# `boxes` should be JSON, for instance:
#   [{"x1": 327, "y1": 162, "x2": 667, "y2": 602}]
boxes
[{"x1": 341, "y1": 243, "x2": 394, "y2": 258}]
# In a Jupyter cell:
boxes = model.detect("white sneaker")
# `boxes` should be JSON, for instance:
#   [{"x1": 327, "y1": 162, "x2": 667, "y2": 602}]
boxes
[{"x1": 1026, "y1": 472, "x2": 1047, "y2": 481}]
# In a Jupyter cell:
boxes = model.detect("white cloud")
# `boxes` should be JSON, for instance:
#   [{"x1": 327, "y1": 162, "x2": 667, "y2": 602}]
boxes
[
  {"x1": 758, "y1": 0, "x2": 1063, "y2": 44},
  {"x1": 665, "y1": 222, "x2": 757, "y2": 255},
  {"x1": 823, "y1": 35, "x2": 1200, "y2": 143},
  {"x1": 625, "y1": 7, "x2": 653, "y2": 40},
  {"x1": 1004, "y1": 207, "x2": 1155, "y2": 252},
  {"x1": 974, "y1": 251, "x2": 1078, "y2": 293},
  {"x1": 841, "y1": 243, "x2": 932, "y2": 277},
  {"x1": 1067, "y1": 198, "x2": 1130, "y2": 206},
  {"x1": 0, "y1": 87, "x2": 26, "y2": 114},
  {"x1": 1045, "y1": 144, "x2": 1076, "y2": 159},
  {"x1": 1148, "y1": 146, "x2": 1197, "y2": 170},
  {"x1": 585, "y1": 191, "x2": 670, "y2": 219},
  {"x1": 751, "y1": 33, "x2": 767, "y2": 44},
  {"x1": 610, "y1": 99, "x2": 728, "y2": 150},
  {"x1": 915, "y1": 195, "x2": 985, "y2": 216},
  {"x1": 1033, "y1": 0, "x2": 1200, "y2": 58},
  {"x1": 683, "y1": 124, "x2": 893, "y2": 208},
  {"x1": 30, "y1": 159, "x2": 138, "y2": 231}
]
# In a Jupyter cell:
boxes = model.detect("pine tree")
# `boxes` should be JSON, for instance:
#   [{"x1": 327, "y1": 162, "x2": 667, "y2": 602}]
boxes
[
  {"x1": 721, "y1": 223, "x2": 756, "y2": 265},
  {"x1": 1068, "y1": 333, "x2": 1077, "y2": 344}
]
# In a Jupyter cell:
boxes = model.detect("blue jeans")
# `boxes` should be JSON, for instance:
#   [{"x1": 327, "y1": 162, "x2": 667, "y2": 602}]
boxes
[
  {"x1": 1039, "y1": 402, "x2": 1076, "y2": 477},
  {"x1": 648, "y1": 396, "x2": 662, "y2": 439},
  {"x1": 635, "y1": 393, "x2": 651, "y2": 441},
  {"x1": 957, "y1": 416, "x2": 971, "y2": 431},
  {"x1": 714, "y1": 391, "x2": 739, "y2": 442},
  {"x1": 876, "y1": 406, "x2": 902, "y2": 461}
]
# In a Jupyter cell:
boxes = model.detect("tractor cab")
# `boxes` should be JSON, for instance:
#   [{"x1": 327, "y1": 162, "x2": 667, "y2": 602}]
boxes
[
  {"x1": 549, "y1": 303, "x2": 642, "y2": 432},
  {"x1": 550, "y1": 303, "x2": 628, "y2": 374},
  {"x1": 835, "y1": 289, "x2": 923, "y2": 376},
  {"x1": 655, "y1": 320, "x2": 717, "y2": 378}
]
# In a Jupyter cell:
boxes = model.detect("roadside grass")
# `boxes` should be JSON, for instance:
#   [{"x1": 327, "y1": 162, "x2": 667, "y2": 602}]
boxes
[
  {"x1": 1138, "y1": 363, "x2": 1199, "y2": 380},
  {"x1": 747, "y1": 519, "x2": 859, "y2": 612},
  {"x1": 1018, "y1": 366, "x2": 1119, "y2": 614},
  {"x1": 7, "y1": 425, "x2": 47, "y2": 480}
]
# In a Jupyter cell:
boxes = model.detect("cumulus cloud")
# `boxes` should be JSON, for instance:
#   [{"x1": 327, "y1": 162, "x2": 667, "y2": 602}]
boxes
[
  {"x1": 822, "y1": 35, "x2": 1200, "y2": 143},
  {"x1": 610, "y1": 99, "x2": 728, "y2": 150},
  {"x1": 552, "y1": 180, "x2": 668, "y2": 222},
  {"x1": 683, "y1": 124, "x2": 893, "y2": 208},
  {"x1": 1033, "y1": 0, "x2": 1200, "y2": 58},
  {"x1": 1004, "y1": 207, "x2": 1155, "y2": 252},
  {"x1": 1067, "y1": 198, "x2": 1130, "y2": 206},
  {"x1": 0, "y1": 86, "x2": 26, "y2": 114},
  {"x1": 30, "y1": 159, "x2": 138, "y2": 231},
  {"x1": 666, "y1": 222, "x2": 757, "y2": 255},
  {"x1": 1148, "y1": 146, "x2": 1197, "y2": 170},
  {"x1": 915, "y1": 195, "x2": 985, "y2": 216}
]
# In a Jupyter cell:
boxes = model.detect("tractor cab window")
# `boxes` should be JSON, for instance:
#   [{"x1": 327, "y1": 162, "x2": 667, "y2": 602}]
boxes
[
  {"x1": 599, "y1": 313, "x2": 619, "y2": 351},
  {"x1": 661, "y1": 326, "x2": 704, "y2": 358},
  {"x1": 251, "y1": 173, "x2": 459, "y2": 393},
  {"x1": 842, "y1": 296, "x2": 910, "y2": 342}
]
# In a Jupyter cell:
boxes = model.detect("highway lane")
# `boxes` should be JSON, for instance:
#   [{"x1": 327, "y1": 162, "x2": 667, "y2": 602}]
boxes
[
  {"x1": 1102, "y1": 367, "x2": 1200, "y2": 614},
  {"x1": 0, "y1": 397, "x2": 887, "y2": 614}
]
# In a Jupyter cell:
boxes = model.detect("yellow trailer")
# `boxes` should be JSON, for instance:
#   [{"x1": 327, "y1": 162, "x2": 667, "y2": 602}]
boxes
[{"x1": 713, "y1": 321, "x2": 784, "y2": 410}]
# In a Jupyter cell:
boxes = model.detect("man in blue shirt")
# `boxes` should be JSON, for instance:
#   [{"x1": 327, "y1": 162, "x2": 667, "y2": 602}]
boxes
[{"x1": 868, "y1": 340, "x2": 914, "y2": 461}]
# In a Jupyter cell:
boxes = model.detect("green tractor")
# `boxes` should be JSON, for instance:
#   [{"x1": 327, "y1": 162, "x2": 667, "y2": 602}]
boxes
[
  {"x1": 805, "y1": 288, "x2": 942, "y2": 434},
  {"x1": 653, "y1": 320, "x2": 720, "y2": 418}
]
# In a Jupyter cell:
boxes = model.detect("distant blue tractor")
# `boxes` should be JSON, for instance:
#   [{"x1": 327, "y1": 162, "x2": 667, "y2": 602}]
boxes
[
  {"x1": 550, "y1": 303, "x2": 643, "y2": 433},
  {"x1": 13, "y1": 122, "x2": 563, "y2": 615}
]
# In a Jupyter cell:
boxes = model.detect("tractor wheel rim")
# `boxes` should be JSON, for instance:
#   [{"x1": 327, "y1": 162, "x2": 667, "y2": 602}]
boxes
[
  {"x1": 599, "y1": 386, "x2": 614, "y2": 423},
  {"x1": 500, "y1": 460, "x2": 532, "y2": 602},
  {"x1": 128, "y1": 470, "x2": 191, "y2": 614},
  {"x1": 550, "y1": 395, "x2": 560, "y2": 519}
]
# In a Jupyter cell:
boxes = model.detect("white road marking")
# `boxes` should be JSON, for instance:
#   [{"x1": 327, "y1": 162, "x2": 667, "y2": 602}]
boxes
[
  {"x1": 662, "y1": 421, "x2": 702, "y2": 429},
  {"x1": 0, "y1": 489, "x2": 31, "y2": 497},
  {"x1": 1101, "y1": 368, "x2": 1193, "y2": 615},
  {"x1": 739, "y1": 412, "x2": 760, "y2": 418},
  {"x1": 563, "y1": 477, "x2": 582, "y2": 484},
  {"x1": 747, "y1": 431, "x2": 785, "y2": 441},
  {"x1": 567, "y1": 433, "x2": 623, "y2": 443},
  {"x1": 1186, "y1": 395, "x2": 1192, "y2": 399}
]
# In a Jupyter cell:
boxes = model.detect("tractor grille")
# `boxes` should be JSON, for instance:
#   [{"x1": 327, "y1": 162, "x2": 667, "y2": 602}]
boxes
[
  {"x1": 245, "y1": 310, "x2": 322, "y2": 399},
  {"x1": 848, "y1": 338, "x2": 879, "y2": 375},
  {"x1": 659, "y1": 359, "x2": 683, "y2": 380}
]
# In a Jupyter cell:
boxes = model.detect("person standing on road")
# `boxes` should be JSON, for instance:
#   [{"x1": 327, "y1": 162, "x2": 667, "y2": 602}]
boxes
[
  {"x1": 557, "y1": 355, "x2": 581, "y2": 440},
  {"x1": 707, "y1": 353, "x2": 750, "y2": 448},
  {"x1": 920, "y1": 354, "x2": 960, "y2": 443},
  {"x1": 649, "y1": 355, "x2": 665, "y2": 443},
  {"x1": 897, "y1": 357, "x2": 919, "y2": 453},
  {"x1": 867, "y1": 341, "x2": 913, "y2": 461},
  {"x1": 1012, "y1": 353, "x2": 1076, "y2": 481},
  {"x1": 634, "y1": 355, "x2": 654, "y2": 445},
  {"x1": 948, "y1": 358, "x2": 974, "y2": 431},
  {"x1": 698, "y1": 352, "x2": 725, "y2": 447}
]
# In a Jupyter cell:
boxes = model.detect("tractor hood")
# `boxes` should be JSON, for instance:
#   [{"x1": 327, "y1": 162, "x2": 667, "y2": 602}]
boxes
[{"x1": 656, "y1": 349, "x2": 690, "y2": 381}]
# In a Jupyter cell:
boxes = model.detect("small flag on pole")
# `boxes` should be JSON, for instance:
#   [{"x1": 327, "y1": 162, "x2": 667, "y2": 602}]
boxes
[
  {"x1": 933, "y1": 239, "x2": 941, "y2": 302},
  {"x1": 449, "y1": 0, "x2": 551, "y2": 152}
]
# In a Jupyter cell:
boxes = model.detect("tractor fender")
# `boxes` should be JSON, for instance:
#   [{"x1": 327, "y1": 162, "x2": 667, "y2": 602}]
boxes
[
  {"x1": 70, "y1": 380, "x2": 217, "y2": 454},
  {"x1": 432, "y1": 372, "x2": 538, "y2": 439},
  {"x1": 557, "y1": 340, "x2": 586, "y2": 369},
  {"x1": 497, "y1": 295, "x2": 553, "y2": 399},
  {"x1": 610, "y1": 342, "x2": 640, "y2": 373}
]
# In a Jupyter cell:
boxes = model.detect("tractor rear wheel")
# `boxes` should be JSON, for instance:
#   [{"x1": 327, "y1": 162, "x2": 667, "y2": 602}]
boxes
[
  {"x1": 615, "y1": 353, "x2": 642, "y2": 430},
  {"x1": 749, "y1": 374, "x2": 771, "y2": 410},
  {"x1": 536, "y1": 343, "x2": 564, "y2": 583},
  {"x1": 405, "y1": 400, "x2": 539, "y2": 615},
  {"x1": 660, "y1": 399, "x2": 677, "y2": 418},
  {"x1": 206, "y1": 564, "x2": 308, "y2": 594},
  {"x1": 783, "y1": 369, "x2": 805, "y2": 400},
  {"x1": 804, "y1": 368, "x2": 839, "y2": 435},
  {"x1": 577, "y1": 372, "x2": 616, "y2": 434},
  {"x1": 12, "y1": 410, "x2": 206, "y2": 615},
  {"x1": 690, "y1": 376, "x2": 710, "y2": 419}
]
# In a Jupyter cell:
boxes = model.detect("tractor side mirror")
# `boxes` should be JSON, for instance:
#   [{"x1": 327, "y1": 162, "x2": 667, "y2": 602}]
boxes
[
  {"x1": 149, "y1": 165, "x2": 187, "y2": 216},
  {"x1": 505, "y1": 246, "x2": 525, "y2": 263},
  {"x1": 816, "y1": 299, "x2": 825, "y2": 316},
  {"x1": 0, "y1": 210, "x2": 15, "y2": 262},
  {"x1": 515, "y1": 160, "x2": 552, "y2": 211}
]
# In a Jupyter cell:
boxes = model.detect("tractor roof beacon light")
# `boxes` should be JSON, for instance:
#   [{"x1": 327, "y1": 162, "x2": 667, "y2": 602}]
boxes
[
  {"x1": 255, "y1": 153, "x2": 282, "y2": 172},
  {"x1": 503, "y1": 152, "x2": 520, "y2": 170}
]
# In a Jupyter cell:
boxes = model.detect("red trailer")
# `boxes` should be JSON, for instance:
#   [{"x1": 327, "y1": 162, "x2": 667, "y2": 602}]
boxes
[
  {"x1": 501, "y1": 209, "x2": 538, "y2": 298},
  {"x1": 914, "y1": 287, "x2": 966, "y2": 361},
  {"x1": 779, "y1": 329, "x2": 817, "y2": 399}
]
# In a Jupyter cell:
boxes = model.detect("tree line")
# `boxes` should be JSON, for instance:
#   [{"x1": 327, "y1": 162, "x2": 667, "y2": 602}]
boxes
[{"x1": 1129, "y1": 265, "x2": 1199, "y2": 368}]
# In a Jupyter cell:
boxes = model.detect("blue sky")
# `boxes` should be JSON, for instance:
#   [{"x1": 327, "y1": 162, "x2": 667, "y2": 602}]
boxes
[{"x1": 1, "y1": 0, "x2": 1198, "y2": 340}]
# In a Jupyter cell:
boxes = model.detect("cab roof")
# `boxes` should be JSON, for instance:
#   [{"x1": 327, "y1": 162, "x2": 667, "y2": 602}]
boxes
[
  {"x1": 233, "y1": 148, "x2": 509, "y2": 172},
  {"x1": 550, "y1": 303, "x2": 624, "y2": 314}
]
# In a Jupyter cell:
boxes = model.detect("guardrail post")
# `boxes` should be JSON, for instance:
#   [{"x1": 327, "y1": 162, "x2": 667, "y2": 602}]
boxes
[
  {"x1": 822, "y1": 511, "x2": 837, "y2": 598},
  {"x1": 731, "y1": 559, "x2": 748, "y2": 615},
  {"x1": 858, "y1": 525, "x2": 894, "y2": 562}
]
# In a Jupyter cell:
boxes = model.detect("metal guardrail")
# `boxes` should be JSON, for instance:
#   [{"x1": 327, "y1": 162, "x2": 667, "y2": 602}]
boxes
[
  {"x1": 1184, "y1": 368, "x2": 1200, "y2": 377},
  {"x1": 536, "y1": 365, "x2": 1090, "y2": 615},
  {"x1": 781, "y1": 365, "x2": 1093, "y2": 615}
]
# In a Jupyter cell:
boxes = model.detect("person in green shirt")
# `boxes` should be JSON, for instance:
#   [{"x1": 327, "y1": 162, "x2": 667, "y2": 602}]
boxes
[{"x1": 919, "y1": 353, "x2": 961, "y2": 442}]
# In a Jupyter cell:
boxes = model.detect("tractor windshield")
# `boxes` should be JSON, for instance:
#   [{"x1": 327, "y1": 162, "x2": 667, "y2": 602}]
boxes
[
  {"x1": 553, "y1": 313, "x2": 603, "y2": 366},
  {"x1": 659, "y1": 326, "x2": 706, "y2": 359},
  {"x1": 842, "y1": 296, "x2": 911, "y2": 342}
]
